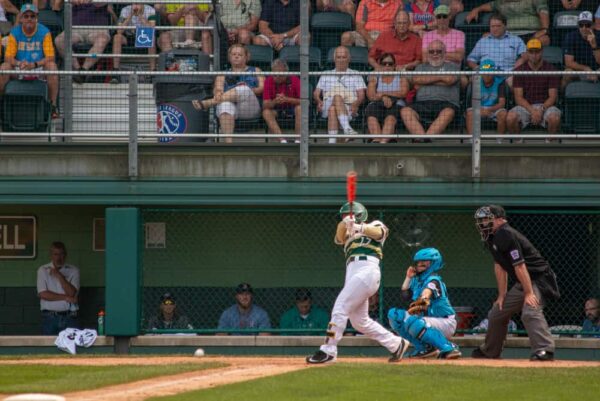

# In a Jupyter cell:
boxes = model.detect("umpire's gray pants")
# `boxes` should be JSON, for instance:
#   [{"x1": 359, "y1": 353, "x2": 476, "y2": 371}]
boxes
[{"x1": 480, "y1": 282, "x2": 554, "y2": 358}]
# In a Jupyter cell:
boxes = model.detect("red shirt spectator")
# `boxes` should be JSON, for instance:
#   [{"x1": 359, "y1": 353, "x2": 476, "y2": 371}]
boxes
[
  {"x1": 513, "y1": 60, "x2": 559, "y2": 105},
  {"x1": 263, "y1": 75, "x2": 300, "y2": 109},
  {"x1": 356, "y1": 0, "x2": 402, "y2": 33},
  {"x1": 369, "y1": 10, "x2": 422, "y2": 70}
]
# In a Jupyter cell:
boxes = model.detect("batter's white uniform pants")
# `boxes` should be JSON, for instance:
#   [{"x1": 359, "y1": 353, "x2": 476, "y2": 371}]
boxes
[{"x1": 320, "y1": 256, "x2": 404, "y2": 357}]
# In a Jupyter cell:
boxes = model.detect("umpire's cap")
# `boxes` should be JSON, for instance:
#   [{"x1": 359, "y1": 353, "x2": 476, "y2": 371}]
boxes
[
  {"x1": 487, "y1": 205, "x2": 506, "y2": 218},
  {"x1": 236, "y1": 283, "x2": 253, "y2": 294}
]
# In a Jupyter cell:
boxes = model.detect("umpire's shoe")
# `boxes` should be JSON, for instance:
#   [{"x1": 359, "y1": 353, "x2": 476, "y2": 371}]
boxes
[
  {"x1": 471, "y1": 347, "x2": 499, "y2": 359},
  {"x1": 530, "y1": 350, "x2": 554, "y2": 361},
  {"x1": 388, "y1": 338, "x2": 409, "y2": 363},
  {"x1": 306, "y1": 350, "x2": 336, "y2": 364}
]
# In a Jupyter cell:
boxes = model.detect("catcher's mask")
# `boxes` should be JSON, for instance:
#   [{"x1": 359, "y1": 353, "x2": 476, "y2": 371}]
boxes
[
  {"x1": 339, "y1": 202, "x2": 368, "y2": 223},
  {"x1": 413, "y1": 247, "x2": 444, "y2": 276},
  {"x1": 474, "y1": 205, "x2": 506, "y2": 241}
]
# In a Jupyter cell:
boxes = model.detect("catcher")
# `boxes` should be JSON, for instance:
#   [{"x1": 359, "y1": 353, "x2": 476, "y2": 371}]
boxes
[{"x1": 388, "y1": 248, "x2": 461, "y2": 359}]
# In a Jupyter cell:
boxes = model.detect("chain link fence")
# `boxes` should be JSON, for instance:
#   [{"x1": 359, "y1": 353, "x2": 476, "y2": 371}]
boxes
[{"x1": 141, "y1": 208, "x2": 600, "y2": 337}]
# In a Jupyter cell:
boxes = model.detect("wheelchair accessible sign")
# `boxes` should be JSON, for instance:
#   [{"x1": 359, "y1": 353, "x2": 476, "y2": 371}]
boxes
[{"x1": 135, "y1": 27, "x2": 155, "y2": 48}]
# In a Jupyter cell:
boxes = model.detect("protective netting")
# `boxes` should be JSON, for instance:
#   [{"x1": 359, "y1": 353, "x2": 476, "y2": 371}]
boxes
[{"x1": 141, "y1": 208, "x2": 600, "y2": 337}]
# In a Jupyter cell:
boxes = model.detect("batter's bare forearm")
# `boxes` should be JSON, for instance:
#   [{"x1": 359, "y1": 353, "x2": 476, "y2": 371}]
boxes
[
  {"x1": 335, "y1": 221, "x2": 347, "y2": 244},
  {"x1": 362, "y1": 224, "x2": 383, "y2": 240}
]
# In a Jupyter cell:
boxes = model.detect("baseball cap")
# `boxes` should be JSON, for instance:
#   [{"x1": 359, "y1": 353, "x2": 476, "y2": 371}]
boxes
[
  {"x1": 434, "y1": 5, "x2": 450, "y2": 16},
  {"x1": 479, "y1": 59, "x2": 496, "y2": 71},
  {"x1": 527, "y1": 38, "x2": 542, "y2": 50},
  {"x1": 20, "y1": 3, "x2": 38, "y2": 14},
  {"x1": 295, "y1": 288, "x2": 312, "y2": 301},
  {"x1": 160, "y1": 292, "x2": 176, "y2": 304},
  {"x1": 578, "y1": 11, "x2": 593, "y2": 23},
  {"x1": 488, "y1": 205, "x2": 506, "y2": 219},
  {"x1": 236, "y1": 283, "x2": 253, "y2": 294}
]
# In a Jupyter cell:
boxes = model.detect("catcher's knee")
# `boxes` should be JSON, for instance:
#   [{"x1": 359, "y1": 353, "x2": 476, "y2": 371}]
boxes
[
  {"x1": 405, "y1": 315, "x2": 427, "y2": 339},
  {"x1": 387, "y1": 308, "x2": 407, "y2": 331}
]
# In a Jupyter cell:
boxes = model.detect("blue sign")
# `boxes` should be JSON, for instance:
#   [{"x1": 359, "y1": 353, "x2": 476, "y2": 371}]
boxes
[
  {"x1": 135, "y1": 27, "x2": 155, "y2": 48},
  {"x1": 157, "y1": 103, "x2": 187, "y2": 143}
]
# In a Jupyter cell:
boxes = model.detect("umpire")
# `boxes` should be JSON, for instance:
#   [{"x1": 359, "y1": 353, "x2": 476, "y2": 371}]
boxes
[{"x1": 472, "y1": 205, "x2": 559, "y2": 361}]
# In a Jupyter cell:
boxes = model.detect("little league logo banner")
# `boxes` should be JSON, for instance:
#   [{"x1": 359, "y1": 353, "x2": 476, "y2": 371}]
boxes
[{"x1": 157, "y1": 103, "x2": 188, "y2": 143}]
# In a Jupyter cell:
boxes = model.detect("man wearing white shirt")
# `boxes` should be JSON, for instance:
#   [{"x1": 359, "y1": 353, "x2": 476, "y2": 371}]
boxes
[
  {"x1": 314, "y1": 46, "x2": 366, "y2": 143},
  {"x1": 37, "y1": 241, "x2": 80, "y2": 335}
]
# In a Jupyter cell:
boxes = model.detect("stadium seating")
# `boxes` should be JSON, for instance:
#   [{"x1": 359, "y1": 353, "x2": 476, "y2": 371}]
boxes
[
  {"x1": 279, "y1": 46, "x2": 322, "y2": 71},
  {"x1": 564, "y1": 81, "x2": 600, "y2": 134},
  {"x1": 454, "y1": 11, "x2": 492, "y2": 56},
  {"x1": 1, "y1": 80, "x2": 52, "y2": 133},
  {"x1": 310, "y1": 12, "x2": 353, "y2": 63},
  {"x1": 543, "y1": 45, "x2": 564, "y2": 69},
  {"x1": 245, "y1": 45, "x2": 274, "y2": 70},
  {"x1": 38, "y1": 10, "x2": 64, "y2": 39},
  {"x1": 552, "y1": 11, "x2": 579, "y2": 47}
]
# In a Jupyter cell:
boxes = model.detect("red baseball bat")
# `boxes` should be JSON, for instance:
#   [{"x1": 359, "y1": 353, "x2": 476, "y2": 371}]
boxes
[{"x1": 346, "y1": 171, "x2": 357, "y2": 218}]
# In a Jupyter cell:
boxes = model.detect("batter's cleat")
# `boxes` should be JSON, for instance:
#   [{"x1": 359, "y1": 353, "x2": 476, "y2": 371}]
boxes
[
  {"x1": 388, "y1": 338, "x2": 409, "y2": 363},
  {"x1": 306, "y1": 350, "x2": 336, "y2": 364},
  {"x1": 530, "y1": 350, "x2": 554, "y2": 361},
  {"x1": 438, "y1": 347, "x2": 462, "y2": 360},
  {"x1": 411, "y1": 345, "x2": 441, "y2": 359}
]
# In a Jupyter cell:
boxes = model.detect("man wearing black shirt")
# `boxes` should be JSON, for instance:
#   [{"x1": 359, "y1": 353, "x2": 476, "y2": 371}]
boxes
[{"x1": 472, "y1": 205, "x2": 557, "y2": 361}]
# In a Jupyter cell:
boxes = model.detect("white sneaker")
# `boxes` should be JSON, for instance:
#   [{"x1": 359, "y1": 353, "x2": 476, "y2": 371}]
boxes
[{"x1": 343, "y1": 127, "x2": 358, "y2": 136}]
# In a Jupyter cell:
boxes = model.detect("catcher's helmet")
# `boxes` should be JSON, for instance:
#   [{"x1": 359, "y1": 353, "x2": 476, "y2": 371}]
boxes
[
  {"x1": 413, "y1": 247, "x2": 444, "y2": 274},
  {"x1": 339, "y1": 202, "x2": 368, "y2": 223},
  {"x1": 474, "y1": 205, "x2": 506, "y2": 241}
]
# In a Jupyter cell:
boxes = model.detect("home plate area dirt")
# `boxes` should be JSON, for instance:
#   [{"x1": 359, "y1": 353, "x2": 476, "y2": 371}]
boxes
[{"x1": 4, "y1": 356, "x2": 600, "y2": 401}]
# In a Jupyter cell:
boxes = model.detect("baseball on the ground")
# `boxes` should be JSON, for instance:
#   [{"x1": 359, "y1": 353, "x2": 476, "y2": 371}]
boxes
[{"x1": 194, "y1": 348, "x2": 205, "y2": 357}]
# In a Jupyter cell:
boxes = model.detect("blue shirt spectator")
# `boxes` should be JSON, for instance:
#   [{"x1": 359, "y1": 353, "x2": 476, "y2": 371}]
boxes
[
  {"x1": 582, "y1": 298, "x2": 600, "y2": 338},
  {"x1": 467, "y1": 13, "x2": 526, "y2": 72},
  {"x1": 217, "y1": 283, "x2": 272, "y2": 335}
]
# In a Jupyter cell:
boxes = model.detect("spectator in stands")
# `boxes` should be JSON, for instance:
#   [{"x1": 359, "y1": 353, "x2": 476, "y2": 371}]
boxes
[
  {"x1": 596, "y1": 6, "x2": 600, "y2": 31},
  {"x1": 33, "y1": 0, "x2": 63, "y2": 12},
  {"x1": 365, "y1": 53, "x2": 409, "y2": 143},
  {"x1": 158, "y1": 3, "x2": 212, "y2": 55},
  {"x1": 112, "y1": 3, "x2": 157, "y2": 76},
  {"x1": 280, "y1": 288, "x2": 329, "y2": 335},
  {"x1": 262, "y1": 59, "x2": 301, "y2": 143},
  {"x1": 254, "y1": 0, "x2": 300, "y2": 51},
  {"x1": 562, "y1": 0, "x2": 596, "y2": 12},
  {"x1": 341, "y1": 0, "x2": 401, "y2": 48},
  {"x1": 36, "y1": 241, "x2": 79, "y2": 335},
  {"x1": 507, "y1": 39, "x2": 561, "y2": 142},
  {"x1": 192, "y1": 44, "x2": 264, "y2": 143},
  {"x1": 316, "y1": 0, "x2": 355, "y2": 17},
  {"x1": 219, "y1": 0, "x2": 261, "y2": 45},
  {"x1": 400, "y1": 40, "x2": 460, "y2": 139},
  {"x1": 55, "y1": 0, "x2": 112, "y2": 85},
  {"x1": 0, "y1": 0, "x2": 18, "y2": 36},
  {"x1": 405, "y1": 0, "x2": 440, "y2": 37},
  {"x1": 0, "y1": 4, "x2": 59, "y2": 118},
  {"x1": 368, "y1": 10, "x2": 422, "y2": 70},
  {"x1": 314, "y1": 46, "x2": 366, "y2": 143},
  {"x1": 582, "y1": 297, "x2": 600, "y2": 337},
  {"x1": 466, "y1": 0, "x2": 550, "y2": 46},
  {"x1": 563, "y1": 11, "x2": 600, "y2": 87},
  {"x1": 466, "y1": 59, "x2": 507, "y2": 139},
  {"x1": 147, "y1": 292, "x2": 193, "y2": 331},
  {"x1": 467, "y1": 13, "x2": 527, "y2": 88},
  {"x1": 218, "y1": 282, "x2": 272, "y2": 335},
  {"x1": 422, "y1": 5, "x2": 465, "y2": 65}
]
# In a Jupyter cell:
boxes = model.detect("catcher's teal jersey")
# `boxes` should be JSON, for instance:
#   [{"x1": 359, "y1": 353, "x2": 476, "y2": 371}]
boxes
[{"x1": 343, "y1": 220, "x2": 388, "y2": 259}]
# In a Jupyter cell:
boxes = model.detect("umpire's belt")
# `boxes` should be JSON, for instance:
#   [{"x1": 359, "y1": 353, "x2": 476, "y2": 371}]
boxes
[
  {"x1": 42, "y1": 310, "x2": 71, "y2": 316},
  {"x1": 347, "y1": 255, "x2": 380, "y2": 265}
]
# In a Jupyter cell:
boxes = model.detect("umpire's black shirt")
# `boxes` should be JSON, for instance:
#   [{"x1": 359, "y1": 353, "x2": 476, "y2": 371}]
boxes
[{"x1": 485, "y1": 223, "x2": 549, "y2": 282}]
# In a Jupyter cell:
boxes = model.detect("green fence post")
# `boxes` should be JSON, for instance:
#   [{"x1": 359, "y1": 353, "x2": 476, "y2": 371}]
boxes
[{"x1": 105, "y1": 207, "x2": 141, "y2": 353}]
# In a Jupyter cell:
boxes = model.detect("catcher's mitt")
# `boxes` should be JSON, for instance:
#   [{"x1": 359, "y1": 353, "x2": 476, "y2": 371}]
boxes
[{"x1": 407, "y1": 297, "x2": 430, "y2": 315}]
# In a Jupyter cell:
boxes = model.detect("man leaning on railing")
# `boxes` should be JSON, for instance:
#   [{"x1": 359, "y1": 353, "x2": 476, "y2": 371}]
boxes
[{"x1": 0, "y1": 3, "x2": 59, "y2": 118}]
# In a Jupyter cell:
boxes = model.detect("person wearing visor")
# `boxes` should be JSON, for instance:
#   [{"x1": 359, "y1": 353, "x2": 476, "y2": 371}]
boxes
[
  {"x1": 473, "y1": 205, "x2": 559, "y2": 361},
  {"x1": 147, "y1": 293, "x2": 193, "y2": 331}
]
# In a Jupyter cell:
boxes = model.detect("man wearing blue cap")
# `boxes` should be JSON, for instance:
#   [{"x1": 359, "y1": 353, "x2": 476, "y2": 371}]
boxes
[
  {"x1": 0, "y1": 3, "x2": 59, "y2": 118},
  {"x1": 466, "y1": 58, "x2": 507, "y2": 138}
]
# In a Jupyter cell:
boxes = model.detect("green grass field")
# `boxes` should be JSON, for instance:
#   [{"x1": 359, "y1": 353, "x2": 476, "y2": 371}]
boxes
[
  {"x1": 150, "y1": 363, "x2": 600, "y2": 401},
  {"x1": 0, "y1": 362, "x2": 225, "y2": 394}
]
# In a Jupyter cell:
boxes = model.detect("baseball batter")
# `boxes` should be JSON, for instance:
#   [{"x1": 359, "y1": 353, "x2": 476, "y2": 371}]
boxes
[
  {"x1": 306, "y1": 202, "x2": 408, "y2": 364},
  {"x1": 388, "y1": 248, "x2": 461, "y2": 359}
]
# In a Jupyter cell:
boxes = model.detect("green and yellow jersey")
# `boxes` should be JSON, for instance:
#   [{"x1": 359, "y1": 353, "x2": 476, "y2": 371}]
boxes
[{"x1": 335, "y1": 220, "x2": 388, "y2": 260}]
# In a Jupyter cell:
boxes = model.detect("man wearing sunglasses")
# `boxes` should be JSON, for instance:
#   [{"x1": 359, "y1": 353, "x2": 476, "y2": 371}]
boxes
[
  {"x1": 422, "y1": 5, "x2": 465, "y2": 65},
  {"x1": 147, "y1": 293, "x2": 193, "y2": 331},
  {"x1": 563, "y1": 11, "x2": 600, "y2": 86}
]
